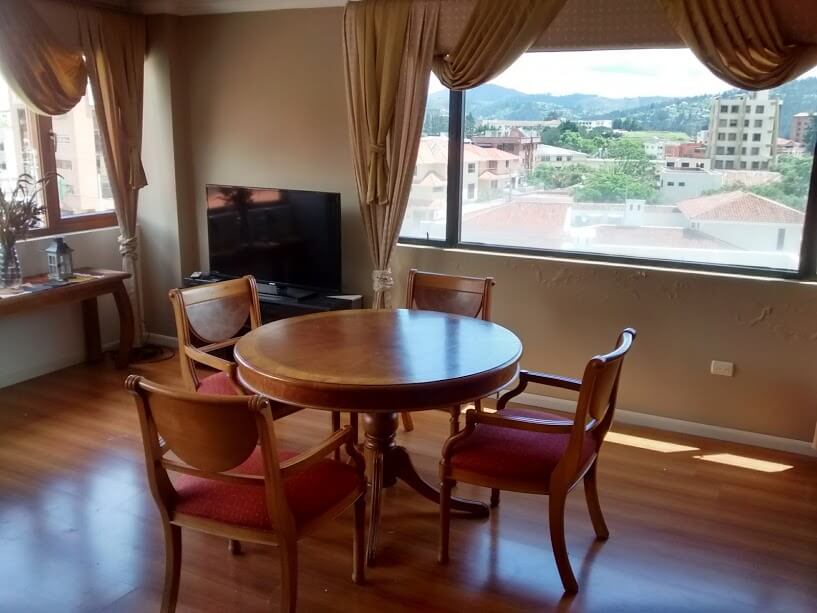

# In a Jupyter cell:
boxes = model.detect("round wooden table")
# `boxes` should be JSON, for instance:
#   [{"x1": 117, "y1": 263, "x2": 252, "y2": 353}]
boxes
[{"x1": 235, "y1": 308, "x2": 523, "y2": 564}]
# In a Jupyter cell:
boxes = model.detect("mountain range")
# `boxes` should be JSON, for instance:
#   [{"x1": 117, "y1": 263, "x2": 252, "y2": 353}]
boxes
[{"x1": 426, "y1": 78, "x2": 817, "y2": 139}]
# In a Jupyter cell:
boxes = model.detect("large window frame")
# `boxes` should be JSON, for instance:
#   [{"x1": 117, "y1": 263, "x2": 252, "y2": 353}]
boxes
[
  {"x1": 24, "y1": 114, "x2": 117, "y2": 238},
  {"x1": 400, "y1": 89, "x2": 817, "y2": 281}
]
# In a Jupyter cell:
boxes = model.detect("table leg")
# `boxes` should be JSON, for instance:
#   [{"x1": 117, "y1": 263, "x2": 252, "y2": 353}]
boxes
[
  {"x1": 81, "y1": 298, "x2": 102, "y2": 364},
  {"x1": 112, "y1": 280, "x2": 135, "y2": 369},
  {"x1": 362, "y1": 411, "x2": 489, "y2": 566}
]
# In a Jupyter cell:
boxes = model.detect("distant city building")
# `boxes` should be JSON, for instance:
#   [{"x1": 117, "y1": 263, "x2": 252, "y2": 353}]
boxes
[
  {"x1": 696, "y1": 129, "x2": 709, "y2": 145},
  {"x1": 776, "y1": 137, "x2": 807, "y2": 157},
  {"x1": 576, "y1": 119, "x2": 613, "y2": 130},
  {"x1": 658, "y1": 168, "x2": 723, "y2": 204},
  {"x1": 790, "y1": 112, "x2": 816, "y2": 143},
  {"x1": 643, "y1": 137, "x2": 667, "y2": 159},
  {"x1": 534, "y1": 144, "x2": 589, "y2": 166},
  {"x1": 707, "y1": 90, "x2": 780, "y2": 171},
  {"x1": 480, "y1": 119, "x2": 560, "y2": 130},
  {"x1": 472, "y1": 127, "x2": 540, "y2": 172}
]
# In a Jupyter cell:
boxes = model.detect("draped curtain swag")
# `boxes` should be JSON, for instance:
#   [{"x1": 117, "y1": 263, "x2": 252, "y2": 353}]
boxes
[
  {"x1": 660, "y1": 0, "x2": 817, "y2": 90},
  {"x1": 344, "y1": 0, "x2": 440, "y2": 308},
  {"x1": 344, "y1": 0, "x2": 566, "y2": 307},
  {"x1": 79, "y1": 7, "x2": 148, "y2": 343},
  {"x1": 0, "y1": 0, "x2": 87, "y2": 116},
  {"x1": 433, "y1": 0, "x2": 568, "y2": 89}
]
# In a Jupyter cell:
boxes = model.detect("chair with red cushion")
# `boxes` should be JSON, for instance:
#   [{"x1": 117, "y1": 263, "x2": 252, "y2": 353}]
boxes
[
  {"x1": 438, "y1": 328, "x2": 636, "y2": 594},
  {"x1": 168, "y1": 276, "x2": 341, "y2": 423},
  {"x1": 126, "y1": 375, "x2": 366, "y2": 613}
]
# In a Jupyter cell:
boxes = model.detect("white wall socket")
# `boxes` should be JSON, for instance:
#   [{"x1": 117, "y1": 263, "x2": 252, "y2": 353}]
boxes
[{"x1": 710, "y1": 360, "x2": 735, "y2": 377}]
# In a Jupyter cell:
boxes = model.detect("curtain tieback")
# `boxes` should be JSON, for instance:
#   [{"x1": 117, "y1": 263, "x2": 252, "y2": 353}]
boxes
[
  {"x1": 369, "y1": 143, "x2": 386, "y2": 155},
  {"x1": 372, "y1": 268, "x2": 393, "y2": 292},
  {"x1": 118, "y1": 235, "x2": 139, "y2": 260}
]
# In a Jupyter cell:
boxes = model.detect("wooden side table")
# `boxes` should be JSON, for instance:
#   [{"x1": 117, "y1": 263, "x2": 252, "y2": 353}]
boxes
[{"x1": 0, "y1": 268, "x2": 134, "y2": 368}]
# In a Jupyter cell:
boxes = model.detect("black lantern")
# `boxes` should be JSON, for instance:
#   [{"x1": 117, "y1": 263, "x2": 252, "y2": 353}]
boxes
[{"x1": 46, "y1": 237, "x2": 74, "y2": 281}]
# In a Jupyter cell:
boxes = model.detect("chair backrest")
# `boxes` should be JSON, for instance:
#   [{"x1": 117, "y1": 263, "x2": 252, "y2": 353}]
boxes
[
  {"x1": 168, "y1": 276, "x2": 262, "y2": 390},
  {"x1": 557, "y1": 328, "x2": 636, "y2": 482},
  {"x1": 405, "y1": 269, "x2": 495, "y2": 320},
  {"x1": 125, "y1": 375, "x2": 293, "y2": 530}
]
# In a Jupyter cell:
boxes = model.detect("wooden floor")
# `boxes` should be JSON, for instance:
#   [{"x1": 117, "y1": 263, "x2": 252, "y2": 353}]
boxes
[{"x1": 1, "y1": 358, "x2": 816, "y2": 613}]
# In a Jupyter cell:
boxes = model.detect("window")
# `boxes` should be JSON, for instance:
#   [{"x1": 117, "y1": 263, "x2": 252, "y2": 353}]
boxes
[
  {"x1": 752, "y1": 133, "x2": 761, "y2": 141},
  {"x1": 718, "y1": 119, "x2": 727, "y2": 127},
  {"x1": 744, "y1": 119, "x2": 749, "y2": 127},
  {"x1": 756, "y1": 105, "x2": 765, "y2": 113},
  {"x1": 755, "y1": 119, "x2": 763, "y2": 128},
  {"x1": 729, "y1": 119, "x2": 738, "y2": 127},
  {"x1": 0, "y1": 74, "x2": 115, "y2": 236},
  {"x1": 751, "y1": 147, "x2": 760, "y2": 155},
  {"x1": 400, "y1": 49, "x2": 817, "y2": 276}
]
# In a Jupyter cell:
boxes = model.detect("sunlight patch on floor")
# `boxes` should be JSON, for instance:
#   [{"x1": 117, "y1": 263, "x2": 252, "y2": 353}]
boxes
[
  {"x1": 606, "y1": 431, "x2": 699, "y2": 453},
  {"x1": 693, "y1": 453, "x2": 793, "y2": 473}
]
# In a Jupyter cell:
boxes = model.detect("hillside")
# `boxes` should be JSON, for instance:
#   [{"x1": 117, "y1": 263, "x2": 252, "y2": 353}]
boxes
[{"x1": 432, "y1": 78, "x2": 817, "y2": 139}]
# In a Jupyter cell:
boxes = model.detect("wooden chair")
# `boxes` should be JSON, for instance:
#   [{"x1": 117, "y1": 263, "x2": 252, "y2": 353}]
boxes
[
  {"x1": 438, "y1": 328, "x2": 636, "y2": 593},
  {"x1": 126, "y1": 375, "x2": 366, "y2": 613},
  {"x1": 401, "y1": 269, "x2": 495, "y2": 433},
  {"x1": 168, "y1": 276, "x2": 340, "y2": 429}
]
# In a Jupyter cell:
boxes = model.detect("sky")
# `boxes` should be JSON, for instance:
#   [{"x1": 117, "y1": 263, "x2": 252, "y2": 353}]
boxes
[{"x1": 428, "y1": 49, "x2": 817, "y2": 99}]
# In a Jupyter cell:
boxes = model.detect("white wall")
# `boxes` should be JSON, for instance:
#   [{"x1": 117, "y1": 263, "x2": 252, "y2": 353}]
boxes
[{"x1": 0, "y1": 227, "x2": 122, "y2": 388}]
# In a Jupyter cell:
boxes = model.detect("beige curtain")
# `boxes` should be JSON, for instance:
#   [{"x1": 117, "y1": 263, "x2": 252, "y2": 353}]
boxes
[
  {"x1": 344, "y1": 0, "x2": 440, "y2": 308},
  {"x1": 433, "y1": 0, "x2": 568, "y2": 89},
  {"x1": 79, "y1": 8, "x2": 148, "y2": 343},
  {"x1": 0, "y1": 0, "x2": 87, "y2": 115},
  {"x1": 660, "y1": 0, "x2": 817, "y2": 90}
]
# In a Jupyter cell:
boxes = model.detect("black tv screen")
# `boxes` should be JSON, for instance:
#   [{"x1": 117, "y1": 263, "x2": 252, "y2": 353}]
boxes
[{"x1": 206, "y1": 184, "x2": 342, "y2": 292}]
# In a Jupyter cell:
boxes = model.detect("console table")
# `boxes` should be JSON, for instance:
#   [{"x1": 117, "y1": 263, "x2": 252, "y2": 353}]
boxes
[{"x1": 0, "y1": 268, "x2": 134, "y2": 368}]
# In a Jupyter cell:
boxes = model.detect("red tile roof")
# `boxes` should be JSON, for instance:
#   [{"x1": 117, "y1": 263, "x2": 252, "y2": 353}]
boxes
[
  {"x1": 463, "y1": 201, "x2": 568, "y2": 240},
  {"x1": 592, "y1": 226, "x2": 738, "y2": 249},
  {"x1": 677, "y1": 191, "x2": 804, "y2": 223}
]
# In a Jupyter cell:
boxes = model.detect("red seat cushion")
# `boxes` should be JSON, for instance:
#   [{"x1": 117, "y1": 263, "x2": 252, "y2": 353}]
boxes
[
  {"x1": 449, "y1": 409, "x2": 597, "y2": 487},
  {"x1": 173, "y1": 448, "x2": 361, "y2": 529},
  {"x1": 196, "y1": 371, "x2": 238, "y2": 396}
]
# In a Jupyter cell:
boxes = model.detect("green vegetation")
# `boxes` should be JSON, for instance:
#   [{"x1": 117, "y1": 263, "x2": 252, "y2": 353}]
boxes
[
  {"x1": 704, "y1": 156, "x2": 813, "y2": 210},
  {"x1": 531, "y1": 131, "x2": 658, "y2": 203},
  {"x1": 620, "y1": 131, "x2": 691, "y2": 142}
]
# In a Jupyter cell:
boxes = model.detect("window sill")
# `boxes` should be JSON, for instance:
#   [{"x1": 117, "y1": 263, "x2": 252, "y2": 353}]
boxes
[
  {"x1": 20, "y1": 222, "x2": 120, "y2": 245},
  {"x1": 396, "y1": 240, "x2": 817, "y2": 286},
  {"x1": 26, "y1": 213, "x2": 118, "y2": 240}
]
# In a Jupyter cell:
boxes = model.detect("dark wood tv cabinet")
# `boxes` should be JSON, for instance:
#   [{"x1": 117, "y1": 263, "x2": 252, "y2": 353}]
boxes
[{"x1": 182, "y1": 274, "x2": 363, "y2": 323}]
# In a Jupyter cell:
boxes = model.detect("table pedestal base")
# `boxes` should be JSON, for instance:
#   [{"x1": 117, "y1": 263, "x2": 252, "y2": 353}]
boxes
[{"x1": 363, "y1": 412, "x2": 489, "y2": 566}]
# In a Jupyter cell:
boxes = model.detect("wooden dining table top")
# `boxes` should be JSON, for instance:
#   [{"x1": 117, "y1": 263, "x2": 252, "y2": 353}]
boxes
[{"x1": 234, "y1": 308, "x2": 523, "y2": 413}]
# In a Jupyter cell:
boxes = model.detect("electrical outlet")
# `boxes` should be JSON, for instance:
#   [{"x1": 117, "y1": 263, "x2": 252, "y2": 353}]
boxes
[{"x1": 710, "y1": 360, "x2": 735, "y2": 377}]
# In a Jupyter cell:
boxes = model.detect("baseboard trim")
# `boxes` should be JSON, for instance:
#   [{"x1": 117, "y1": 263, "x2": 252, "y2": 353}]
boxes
[
  {"x1": 146, "y1": 333, "x2": 177, "y2": 348},
  {"x1": 0, "y1": 354, "x2": 85, "y2": 389},
  {"x1": 515, "y1": 392, "x2": 817, "y2": 457}
]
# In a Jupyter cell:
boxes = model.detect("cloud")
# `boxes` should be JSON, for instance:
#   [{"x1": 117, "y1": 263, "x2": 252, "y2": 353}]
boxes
[{"x1": 428, "y1": 49, "x2": 817, "y2": 99}]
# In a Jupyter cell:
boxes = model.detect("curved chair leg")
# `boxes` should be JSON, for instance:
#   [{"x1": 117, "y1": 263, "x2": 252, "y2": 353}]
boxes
[
  {"x1": 490, "y1": 488, "x2": 500, "y2": 508},
  {"x1": 439, "y1": 479, "x2": 452, "y2": 564},
  {"x1": 401, "y1": 412, "x2": 415, "y2": 432},
  {"x1": 549, "y1": 491, "x2": 578, "y2": 593},
  {"x1": 583, "y1": 462, "x2": 609, "y2": 540},
  {"x1": 353, "y1": 494, "x2": 366, "y2": 585},
  {"x1": 161, "y1": 523, "x2": 182, "y2": 613},
  {"x1": 228, "y1": 539, "x2": 242, "y2": 555},
  {"x1": 279, "y1": 537, "x2": 298, "y2": 613}
]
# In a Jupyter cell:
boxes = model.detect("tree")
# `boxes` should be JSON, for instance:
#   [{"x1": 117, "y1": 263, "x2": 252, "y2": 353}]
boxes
[
  {"x1": 531, "y1": 163, "x2": 586, "y2": 189},
  {"x1": 804, "y1": 119, "x2": 817, "y2": 153},
  {"x1": 464, "y1": 112, "x2": 477, "y2": 138},
  {"x1": 573, "y1": 163, "x2": 658, "y2": 203}
]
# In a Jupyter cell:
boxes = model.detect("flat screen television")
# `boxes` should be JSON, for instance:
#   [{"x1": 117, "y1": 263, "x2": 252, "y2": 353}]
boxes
[{"x1": 206, "y1": 184, "x2": 342, "y2": 293}]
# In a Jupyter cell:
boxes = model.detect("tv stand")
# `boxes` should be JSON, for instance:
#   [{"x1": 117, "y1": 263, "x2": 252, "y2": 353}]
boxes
[{"x1": 183, "y1": 274, "x2": 362, "y2": 322}]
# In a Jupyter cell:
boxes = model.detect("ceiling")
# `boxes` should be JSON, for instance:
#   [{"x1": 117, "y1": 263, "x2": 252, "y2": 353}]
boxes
[{"x1": 127, "y1": 0, "x2": 346, "y2": 14}]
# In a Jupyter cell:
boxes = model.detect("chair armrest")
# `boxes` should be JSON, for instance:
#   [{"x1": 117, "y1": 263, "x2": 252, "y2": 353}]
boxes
[
  {"x1": 184, "y1": 345, "x2": 236, "y2": 374},
  {"x1": 521, "y1": 371, "x2": 582, "y2": 392},
  {"x1": 465, "y1": 410, "x2": 576, "y2": 434},
  {"x1": 280, "y1": 425, "x2": 355, "y2": 479},
  {"x1": 496, "y1": 370, "x2": 581, "y2": 411}
]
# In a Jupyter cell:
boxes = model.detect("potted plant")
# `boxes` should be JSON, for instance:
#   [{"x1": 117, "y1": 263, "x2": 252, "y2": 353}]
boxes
[{"x1": 0, "y1": 174, "x2": 49, "y2": 288}]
